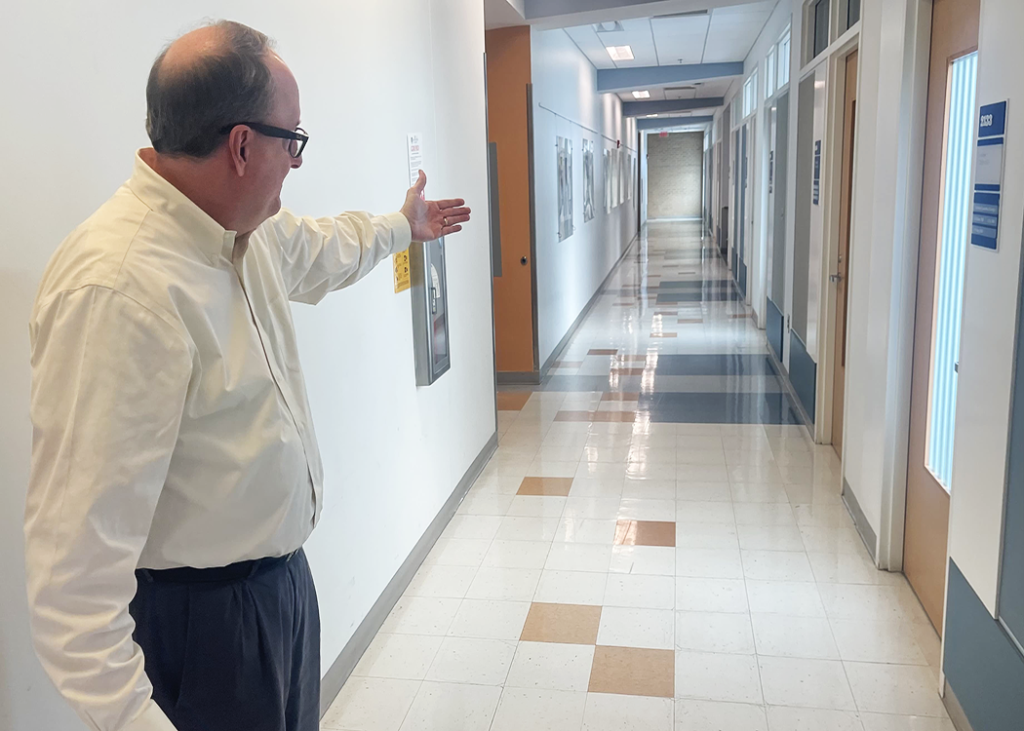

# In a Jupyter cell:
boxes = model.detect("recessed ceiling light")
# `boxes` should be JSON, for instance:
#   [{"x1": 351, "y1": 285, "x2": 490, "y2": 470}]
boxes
[
  {"x1": 607, "y1": 45, "x2": 635, "y2": 61},
  {"x1": 632, "y1": 90, "x2": 651, "y2": 99}
]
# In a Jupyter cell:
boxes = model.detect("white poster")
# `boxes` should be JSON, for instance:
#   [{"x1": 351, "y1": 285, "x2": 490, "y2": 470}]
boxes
[
  {"x1": 610, "y1": 148, "x2": 620, "y2": 210},
  {"x1": 582, "y1": 138, "x2": 595, "y2": 222},
  {"x1": 557, "y1": 136, "x2": 574, "y2": 241},
  {"x1": 603, "y1": 148, "x2": 613, "y2": 213}
]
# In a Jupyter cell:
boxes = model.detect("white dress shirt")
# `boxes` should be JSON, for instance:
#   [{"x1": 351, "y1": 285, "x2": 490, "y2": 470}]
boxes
[{"x1": 25, "y1": 152, "x2": 412, "y2": 731}]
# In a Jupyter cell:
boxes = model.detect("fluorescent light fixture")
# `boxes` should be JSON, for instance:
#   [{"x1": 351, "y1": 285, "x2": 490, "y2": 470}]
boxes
[
  {"x1": 632, "y1": 90, "x2": 651, "y2": 99},
  {"x1": 607, "y1": 45, "x2": 634, "y2": 61}
]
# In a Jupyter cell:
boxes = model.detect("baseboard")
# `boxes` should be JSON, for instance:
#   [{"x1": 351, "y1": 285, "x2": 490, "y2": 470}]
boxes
[
  {"x1": 539, "y1": 233, "x2": 640, "y2": 376},
  {"x1": 842, "y1": 477, "x2": 878, "y2": 562},
  {"x1": 943, "y1": 679, "x2": 975, "y2": 731},
  {"x1": 319, "y1": 431, "x2": 499, "y2": 717},
  {"x1": 496, "y1": 371, "x2": 541, "y2": 385}
]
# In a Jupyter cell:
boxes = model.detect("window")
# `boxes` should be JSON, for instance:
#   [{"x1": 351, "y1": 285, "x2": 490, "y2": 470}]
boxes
[
  {"x1": 742, "y1": 70, "x2": 758, "y2": 118},
  {"x1": 812, "y1": 0, "x2": 831, "y2": 58},
  {"x1": 926, "y1": 51, "x2": 979, "y2": 491},
  {"x1": 778, "y1": 28, "x2": 791, "y2": 88},
  {"x1": 766, "y1": 47, "x2": 777, "y2": 98}
]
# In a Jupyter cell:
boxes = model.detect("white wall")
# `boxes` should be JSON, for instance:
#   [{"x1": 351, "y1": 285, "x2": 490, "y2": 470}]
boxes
[
  {"x1": 531, "y1": 27, "x2": 638, "y2": 366},
  {"x1": 841, "y1": 0, "x2": 931, "y2": 562},
  {"x1": 0, "y1": 2, "x2": 494, "y2": 729},
  {"x1": 947, "y1": 0, "x2": 1024, "y2": 615}
]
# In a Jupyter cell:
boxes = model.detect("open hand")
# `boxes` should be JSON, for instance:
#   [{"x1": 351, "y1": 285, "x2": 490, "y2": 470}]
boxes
[{"x1": 401, "y1": 170, "x2": 472, "y2": 241}]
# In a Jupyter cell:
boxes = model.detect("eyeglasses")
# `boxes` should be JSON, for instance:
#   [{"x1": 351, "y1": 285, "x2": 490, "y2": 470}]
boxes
[{"x1": 220, "y1": 122, "x2": 309, "y2": 158}]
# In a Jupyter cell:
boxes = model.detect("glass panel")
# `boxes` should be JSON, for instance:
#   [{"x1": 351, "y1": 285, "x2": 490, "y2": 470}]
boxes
[
  {"x1": 766, "y1": 48, "x2": 776, "y2": 98},
  {"x1": 751, "y1": 69, "x2": 759, "y2": 111},
  {"x1": 813, "y1": 0, "x2": 830, "y2": 58},
  {"x1": 779, "y1": 30, "x2": 791, "y2": 88},
  {"x1": 926, "y1": 51, "x2": 979, "y2": 491},
  {"x1": 848, "y1": 0, "x2": 861, "y2": 26}
]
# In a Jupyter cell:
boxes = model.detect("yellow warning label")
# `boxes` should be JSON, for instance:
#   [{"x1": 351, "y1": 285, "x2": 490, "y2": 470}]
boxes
[{"x1": 393, "y1": 250, "x2": 411, "y2": 293}]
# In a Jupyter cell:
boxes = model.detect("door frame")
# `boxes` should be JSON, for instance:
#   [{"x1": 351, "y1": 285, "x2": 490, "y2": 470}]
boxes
[{"x1": 816, "y1": 34, "x2": 862, "y2": 447}]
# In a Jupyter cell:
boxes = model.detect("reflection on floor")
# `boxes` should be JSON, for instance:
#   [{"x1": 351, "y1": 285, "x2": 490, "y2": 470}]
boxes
[{"x1": 323, "y1": 221, "x2": 950, "y2": 731}]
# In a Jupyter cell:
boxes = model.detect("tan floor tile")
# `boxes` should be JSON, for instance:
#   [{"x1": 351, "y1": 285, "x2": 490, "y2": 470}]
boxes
[
  {"x1": 650, "y1": 333, "x2": 678, "y2": 338},
  {"x1": 602, "y1": 392, "x2": 641, "y2": 401},
  {"x1": 497, "y1": 392, "x2": 532, "y2": 411},
  {"x1": 588, "y1": 645, "x2": 675, "y2": 698},
  {"x1": 677, "y1": 318, "x2": 703, "y2": 324},
  {"x1": 610, "y1": 368, "x2": 648, "y2": 376},
  {"x1": 556, "y1": 410, "x2": 639, "y2": 423},
  {"x1": 518, "y1": 477, "x2": 575, "y2": 497},
  {"x1": 589, "y1": 349, "x2": 619, "y2": 355},
  {"x1": 520, "y1": 602, "x2": 603, "y2": 645},
  {"x1": 615, "y1": 519, "x2": 676, "y2": 547}
]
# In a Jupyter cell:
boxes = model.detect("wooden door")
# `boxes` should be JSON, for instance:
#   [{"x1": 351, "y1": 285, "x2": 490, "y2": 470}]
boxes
[
  {"x1": 831, "y1": 51, "x2": 858, "y2": 456},
  {"x1": 905, "y1": 0, "x2": 979, "y2": 633}
]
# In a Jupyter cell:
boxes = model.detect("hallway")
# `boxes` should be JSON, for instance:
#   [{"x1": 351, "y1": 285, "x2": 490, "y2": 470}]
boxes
[{"x1": 323, "y1": 222, "x2": 950, "y2": 731}]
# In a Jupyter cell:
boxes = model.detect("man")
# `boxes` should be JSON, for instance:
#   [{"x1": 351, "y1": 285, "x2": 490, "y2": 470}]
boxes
[{"x1": 25, "y1": 20, "x2": 471, "y2": 731}]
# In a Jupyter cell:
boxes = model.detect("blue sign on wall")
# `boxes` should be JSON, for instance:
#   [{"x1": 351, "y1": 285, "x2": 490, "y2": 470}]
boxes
[
  {"x1": 971, "y1": 101, "x2": 1007, "y2": 250},
  {"x1": 812, "y1": 140, "x2": 821, "y2": 205}
]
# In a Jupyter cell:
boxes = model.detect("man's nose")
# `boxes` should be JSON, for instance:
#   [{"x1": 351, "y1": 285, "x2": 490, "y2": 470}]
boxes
[{"x1": 291, "y1": 154, "x2": 303, "y2": 170}]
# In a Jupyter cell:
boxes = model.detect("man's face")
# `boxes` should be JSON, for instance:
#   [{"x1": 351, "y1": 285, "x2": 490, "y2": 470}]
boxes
[{"x1": 238, "y1": 54, "x2": 302, "y2": 231}]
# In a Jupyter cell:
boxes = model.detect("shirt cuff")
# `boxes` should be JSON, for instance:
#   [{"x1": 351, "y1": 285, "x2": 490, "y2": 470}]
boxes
[
  {"x1": 384, "y1": 212, "x2": 413, "y2": 254},
  {"x1": 121, "y1": 700, "x2": 178, "y2": 731}
]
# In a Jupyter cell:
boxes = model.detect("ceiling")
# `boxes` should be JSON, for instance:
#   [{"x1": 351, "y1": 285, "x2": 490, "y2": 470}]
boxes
[{"x1": 562, "y1": 0, "x2": 776, "y2": 101}]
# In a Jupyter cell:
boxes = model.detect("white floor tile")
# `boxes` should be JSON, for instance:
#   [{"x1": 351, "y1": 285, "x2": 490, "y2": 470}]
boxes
[
  {"x1": 490, "y1": 688, "x2": 588, "y2": 731},
  {"x1": 674, "y1": 651, "x2": 763, "y2": 704},
  {"x1": 735, "y1": 524, "x2": 806, "y2": 552},
  {"x1": 675, "y1": 548, "x2": 744, "y2": 579},
  {"x1": 457, "y1": 492, "x2": 515, "y2": 516},
  {"x1": 582, "y1": 693, "x2": 674, "y2": 731},
  {"x1": 598, "y1": 606, "x2": 675, "y2": 650},
  {"x1": 859, "y1": 713, "x2": 955, "y2": 731},
  {"x1": 829, "y1": 618, "x2": 928, "y2": 665},
  {"x1": 495, "y1": 516, "x2": 562, "y2": 542},
  {"x1": 676, "y1": 483, "x2": 734, "y2": 503},
  {"x1": 352, "y1": 634, "x2": 444, "y2": 680},
  {"x1": 505, "y1": 641, "x2": 596, "y2": 692},
  {"x1": 750, "y1": 614, "x2": 839, "y2": 659},
  {"x1": 674, "y1": 699, "x2": 767, "y2": 731},
  {"x1": 740, "y1": 551, "x2": 814, "y2": 582},
  {"x1": 605, "y1": 573, "x2": 676, "y2": 609},
  {"x1": 423, "y1": 538, "x2": 492, "y2": 568},
  {"x1": 807, "y1": 551, "x2": 903, "y2": 585},
  {"x1": 446, "y1": 599, "x2": 531, "y2": 641},
  {"x1": 676, "y1": 523, "x2": 740, "y2": 550},
  {"x1": 482, "y1": 540, "x2": 552, "y2": 569},
  {"x1": 323, "y1": 677, "x2": 421, "y2": 731},
  {"x1": 610, "y1": 545, "x2": 677, "y2": 576},
  {"x1": 534, "y1": 569, "x2": 608, "y2": 605},
  {"x1": 507, "y1": 495, "x2": 569, "y2": 518},
  {"x1": 745, "y1": 580, "x2": 826, "y2": 617},
  {"x1": 818, "y1": 584, "x2": 911, "y2": 622},
  {"x1": 844, "y1": 662, "x2": 948, "y2": 717},
  {"x1": 546, "y1": 543, "x2": 613, "y2": 573},
  {"x1": 465, "y1": 567, "x2": 541, "y2": 602},
  {"x1": 425, "y1": 637, "x2": 517, "y2": 685},
  {"x1": 765, "y1": 705, "x2": 866, "y2": 731},
  {"x1": 570, "y1": 479, "x2": 625, "y2": 498},
  {"x1": 758, "y1": 656, "x2": 856, "y2": 710},
  {"x1": 398, "y1": 681, "x2": 502, "y2": 731},
  {"x1": 675, "y1": 611, "x2": 754, "y2": 654},
  {"x1": 675, "y1": 577, "x2": 748, "y2": 613},
  {"x1": 564, "y1": 497, "x2": 625, "y2": 520},
  {"x1": 676, "y1": 502, "x2": 736, "y2": 524},
  {"x1": 441, "y1": 515, "x2": 504, "y2": 541},
  {"x1": 619, "y1": 497, "x2": 678, "y2": 521},
  {"x1": 732, "y1": 504, "x2": 797, "y2": 527},
  {"x1": 622, "y1": 479, "x2": 678, "y2": 500},
  {"x1": 380, "y1": 597, "x2": 462, "y2": 636}
]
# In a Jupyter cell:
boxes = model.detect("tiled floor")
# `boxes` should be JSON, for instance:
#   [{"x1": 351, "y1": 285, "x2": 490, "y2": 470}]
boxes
[{"x1": 322, "y1": 221, "x2": 951, "y2": 731}]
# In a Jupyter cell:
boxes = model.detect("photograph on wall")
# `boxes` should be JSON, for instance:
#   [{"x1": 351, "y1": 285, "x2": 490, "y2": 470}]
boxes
[
  {"x1": 618, "y1": 149, "x2": 626, "y2": 205},
  {"x1": 603, "y1": 148, "x2": 612, "y2": 213},
  {"x1": 557, "y1": 136, "x2": 573, "y2": 241},
  {"x1": 628, "y1": 153, "x2": 634, "y2": 201},
  {"x1": 582, "y1": 138, "x2": 595, "y2": 222}
]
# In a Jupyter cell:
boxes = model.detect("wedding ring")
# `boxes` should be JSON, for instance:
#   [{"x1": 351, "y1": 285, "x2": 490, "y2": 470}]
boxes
[{"x1": 443, "y1": 216, "x2": 448, "y2": 227}]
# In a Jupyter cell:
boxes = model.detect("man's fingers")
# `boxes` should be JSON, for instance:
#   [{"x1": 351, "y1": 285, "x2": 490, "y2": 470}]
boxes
[
  {"x1": 442, "y1": 224, "x2": 463, "y2": 234},
  {"x1": 414, "y1": 170, "x2": 427, "y2": 193},
  {"x1": 444, "y1": 213, "x2": 471, "y2": 226},
  {"x1": 442, "y1": 206, "x2": 471, "y2": 217},
  {"x1": 433, "y1": 198, "x2": 465, "y2": 209}
]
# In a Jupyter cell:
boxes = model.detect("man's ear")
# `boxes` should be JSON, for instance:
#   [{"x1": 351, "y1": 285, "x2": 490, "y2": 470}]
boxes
[{"x1": 227, "y1": 126, "x2": 252, "y2": 176}]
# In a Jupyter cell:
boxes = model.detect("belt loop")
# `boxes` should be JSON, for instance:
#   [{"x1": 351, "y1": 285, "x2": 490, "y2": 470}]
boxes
[
  {"x1": 247, "y1": 558, "x2": 263, "y2": 579},
  {"x1": 138, "y1": 569, "x2": 154, "y2": 583}
]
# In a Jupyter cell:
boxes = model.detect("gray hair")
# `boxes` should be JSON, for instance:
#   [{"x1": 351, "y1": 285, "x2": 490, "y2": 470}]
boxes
[{"x1": 146, "y1": 21, "x2": 277, "y2": 158}]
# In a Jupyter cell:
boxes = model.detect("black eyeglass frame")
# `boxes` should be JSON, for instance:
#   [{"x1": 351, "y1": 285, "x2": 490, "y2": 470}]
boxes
[{"x1": 220, "y1": 122, "x2": 309, "y2": 158}]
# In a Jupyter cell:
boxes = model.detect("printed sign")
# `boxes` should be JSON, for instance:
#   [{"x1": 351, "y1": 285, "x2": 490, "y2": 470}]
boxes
[
  {"x1": 812, "y1": 140, "x2": 821, "y2": 205},
  {"x1": 971, "y1": 101, "x2": 1008, "y2": 250},
  {"x1": 393, "y1": 249, "x2": 411, "y2": 293},
  {"x1": 407, "y1": 133, "x2": 424, "y2": 187}
]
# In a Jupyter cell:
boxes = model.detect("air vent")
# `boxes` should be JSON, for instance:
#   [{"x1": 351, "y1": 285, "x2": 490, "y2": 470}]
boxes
[
  {"x1": 665, "y1": 86, "x2": 698, "y2": 92},
  {"x1": 652, "y1": 9, "x2": 709, "y2": 19},
  {"x1": 593, "y1": 21, "x2": 625, "y2": 33}
]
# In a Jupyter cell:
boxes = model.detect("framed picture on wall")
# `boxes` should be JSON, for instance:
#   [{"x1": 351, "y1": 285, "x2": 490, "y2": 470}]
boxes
[
  {"x1": 610, "y1": 148, "x2": 620, "y2": 210},
  {"x1": 603, "y1": 148, "x2": 612, "y2": 213},
  {"x1": 582, "y1": 138, "x2": 595, "y2": 222},
  {"x1": 557, "y1": 136, "x2": 573, "y2": 241}
]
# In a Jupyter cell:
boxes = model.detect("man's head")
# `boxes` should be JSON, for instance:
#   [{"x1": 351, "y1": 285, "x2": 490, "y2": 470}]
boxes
[{"x1": 144, "y1": 21, "x2": 302, "y2": 236}]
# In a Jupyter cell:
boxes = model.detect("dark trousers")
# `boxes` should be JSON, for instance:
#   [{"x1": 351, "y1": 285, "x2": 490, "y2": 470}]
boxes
[{"x1": 129, "y1": 549, "x2": 320, "y2": 731}]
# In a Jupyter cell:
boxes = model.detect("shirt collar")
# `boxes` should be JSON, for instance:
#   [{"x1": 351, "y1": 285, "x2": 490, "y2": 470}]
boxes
[{"x1": 128, "y1": 150, "x2": 238, "y2": 264}]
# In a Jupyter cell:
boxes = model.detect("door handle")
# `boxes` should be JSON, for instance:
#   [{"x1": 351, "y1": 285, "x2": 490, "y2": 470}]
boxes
[{"x1": 829, "y1": 272, "x2": 844, "y2": 284}]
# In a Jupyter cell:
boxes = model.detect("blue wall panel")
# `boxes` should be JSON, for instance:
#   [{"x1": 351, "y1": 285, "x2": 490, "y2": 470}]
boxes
[
  {"x1": 766, "y1": 298, "x2": 784, "y2": 362},
  {"x1": 944, "y1": 560, "x2": 1024, "y2": 731},
  {"x1": 789, "y1": 331, "x2": 816, "y2": 422},
  {"x1": 738, "y1": 260, "x2": 747, "y2": 297}
]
